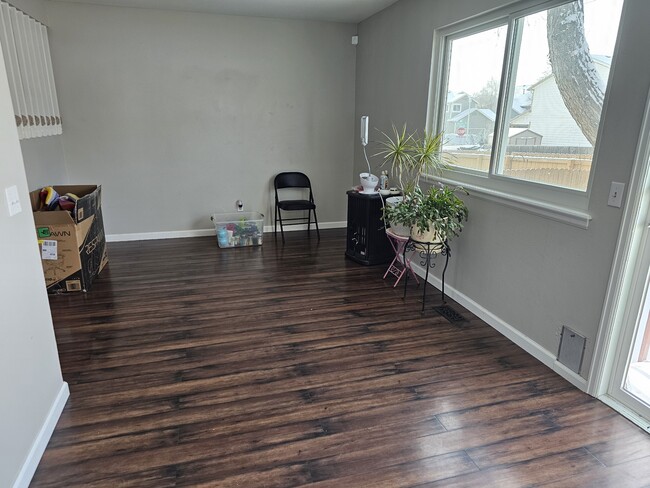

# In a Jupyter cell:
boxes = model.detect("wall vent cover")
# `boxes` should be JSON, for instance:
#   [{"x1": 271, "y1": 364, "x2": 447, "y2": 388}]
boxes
[{"x1": 557, "y1": 325, "x2": 586, "y2": 374}]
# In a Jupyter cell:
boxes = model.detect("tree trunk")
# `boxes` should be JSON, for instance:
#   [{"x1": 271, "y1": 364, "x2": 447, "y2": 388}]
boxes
[{"x1": 547, "y1": 0, "x2": 604, "y2": 146}]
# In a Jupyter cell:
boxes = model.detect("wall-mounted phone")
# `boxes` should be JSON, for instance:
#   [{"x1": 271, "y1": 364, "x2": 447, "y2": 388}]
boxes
[{"x1": 360, "y1": 115, "x2": 369, "y2": 146}]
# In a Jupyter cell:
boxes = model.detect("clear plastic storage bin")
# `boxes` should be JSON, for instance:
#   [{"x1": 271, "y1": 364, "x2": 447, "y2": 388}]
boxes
[{"x1": 211, "y1": 212, "x2": 264, "y2": 248}]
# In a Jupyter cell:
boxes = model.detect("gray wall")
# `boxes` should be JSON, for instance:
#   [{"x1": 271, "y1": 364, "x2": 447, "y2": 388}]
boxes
[
  {"x1": 6, "y1": 0, "x2": 46, "y2": 17},
  {"x1": 355, "y1": 0, "x2": 650, "y2": 379},
  {"x1": 20, "y1": 135, "x2": 68, "y2": 188},
  {"x1": 0, "y1": 43, "x2": 65, "y2": 487},
  {"x1": 43, "y1": 2, "x2": 357, "y2": 235}
]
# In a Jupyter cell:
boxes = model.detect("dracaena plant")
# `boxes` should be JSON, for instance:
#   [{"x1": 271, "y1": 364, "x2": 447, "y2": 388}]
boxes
[{"x1": 375, "y1": 124, "x2": 450, "y2": 192}]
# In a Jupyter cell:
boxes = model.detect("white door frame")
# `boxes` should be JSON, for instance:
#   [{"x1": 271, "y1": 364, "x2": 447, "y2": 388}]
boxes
[{"x1": 588, "y1": 87, "x2": 650, "y2": 432}]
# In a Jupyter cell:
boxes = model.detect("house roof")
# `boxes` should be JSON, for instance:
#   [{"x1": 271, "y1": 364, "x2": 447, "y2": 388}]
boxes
[
  {"x1": 507, "y1": 127, "x2": 541, "y2": 137},
  {"x1": 510, "y1": 54, "x2": 612, "y2": 124},
  {"x1": 512, "y1": 90, "x2": 532, "y2": 115},
  {"x1": 448, "y1": 89, "x2": 530, "y2": 115},
  {"x1": 447, "y1": 92, "x2": 470, "y2": 104},
  {"x1": 488, "y1": 128, "x2": 543, "y2": 141},
  {"x1": 528, "y1": 54, "x2": 612, "y2": 90},
  {"x1": 449, "y1": 107, "x2": 496, "y2": 123}
]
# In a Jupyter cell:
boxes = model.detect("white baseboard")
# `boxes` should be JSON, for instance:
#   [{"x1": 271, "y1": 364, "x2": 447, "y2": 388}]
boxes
[
  {"x1": 552, "y1": 359, "x2": 589, "y2": 391},
  {"x1": 13, "y1": 382, "x2": 69, "y2": 488},
  {"x1": 410, "y1": 262, "x2": 588, "y2": 392},
  {"x1": 262, "y1": 221, "x2": 347, "y2": 233},
  {"x1": 107, "y1": 222, "x2": 347, "y2": 242},
  {"x1": 106, "y1": 229, "x2": 215, "y2": 242}
]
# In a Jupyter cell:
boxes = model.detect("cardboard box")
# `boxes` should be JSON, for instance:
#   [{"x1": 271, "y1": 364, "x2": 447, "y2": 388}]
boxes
[{"x1": 30, "y1": 185, "x2": 108, "y2": 293}]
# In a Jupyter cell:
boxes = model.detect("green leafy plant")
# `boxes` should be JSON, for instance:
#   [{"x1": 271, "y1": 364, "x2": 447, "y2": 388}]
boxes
[
  {"x1": 375, "y1": 124, "x2": 449, "y2": 192},
  {"x1": 384, "y1": 185, "x2": 468, "y2": 241}
]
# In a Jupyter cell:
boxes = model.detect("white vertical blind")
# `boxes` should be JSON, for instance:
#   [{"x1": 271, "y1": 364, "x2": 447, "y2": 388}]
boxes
[
  {"x1": 16, "y1": 11, "x2": 39, "y2": 135},
  {"x1": 0, "y1": 2, "x2": 28, "y2": 138},
  {"x1": 38, "y1": 21, "x2": 60, "y2": 134},
  {"x1": 0, "y1": 1, "x2": 61, "y2": 139}
]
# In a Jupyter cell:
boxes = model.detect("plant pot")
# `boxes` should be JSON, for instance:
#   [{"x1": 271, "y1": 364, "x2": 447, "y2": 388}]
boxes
[
  {"x1": 411, "y1": 222, "x2": 444, "y2": 251},
  {"x1": 385, "y1": 196, "x2": 403, "y2": 205},
  {"x1": 384, "y1": 196, "x2": 410, "y2": 236}
]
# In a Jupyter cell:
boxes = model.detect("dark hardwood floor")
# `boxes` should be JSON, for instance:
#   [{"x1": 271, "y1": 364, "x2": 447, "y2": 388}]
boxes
[{"x1": 31, "y1": 229, "x2": 650, "y2": 487}]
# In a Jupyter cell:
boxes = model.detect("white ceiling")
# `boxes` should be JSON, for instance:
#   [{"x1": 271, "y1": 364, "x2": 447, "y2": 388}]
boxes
[{"x1": 47, "y1": 0, "x2": 399, "y2": 23}]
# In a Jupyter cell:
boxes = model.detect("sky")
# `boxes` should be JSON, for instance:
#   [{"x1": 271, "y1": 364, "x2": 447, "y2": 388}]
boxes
[{"x1": 446, "y1": 0, "x2": 624, "y2": 95}]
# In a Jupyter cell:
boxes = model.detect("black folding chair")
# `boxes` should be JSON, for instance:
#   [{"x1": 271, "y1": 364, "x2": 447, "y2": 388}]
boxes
[{"x1": 274, "y1": 172, "x2": 320, "y2": 243}]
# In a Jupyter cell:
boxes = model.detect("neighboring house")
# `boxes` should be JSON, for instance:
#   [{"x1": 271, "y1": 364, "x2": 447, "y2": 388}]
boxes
[
  {"x1": 486, "y1": 128, "x2": 543, "y2": 146},
  {"x1": 446, "y1": 107, "x2": 496, "y2": 143},
  {"x1": 445, "y1": 91, "x2": 477, "y2": 118},
  {"x1": 511, "y1": 55, "x2": 612, "y2": 147},
  {"x1": 445, "y1": 92, "x2": 483, "y2": 141},
  {"x1": 445, "y1": 90, "x2": 532, "y2": 145}
]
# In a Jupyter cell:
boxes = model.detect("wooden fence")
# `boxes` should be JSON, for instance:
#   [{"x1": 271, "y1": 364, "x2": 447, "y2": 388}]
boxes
[
  {"x1": 449, "y1": 150, "x2": 592, "y2": 190},
  {"x1": 502, "y1": 168, "x2": 590, "y2": 189}
]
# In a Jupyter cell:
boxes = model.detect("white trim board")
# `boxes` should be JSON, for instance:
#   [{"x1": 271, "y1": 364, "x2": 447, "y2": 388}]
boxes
[
  {"x1": 106, "y1": 221, "x2": 347, "y2": 243},
  {"x1": 589, "y1": 88, "x2": 650, "y2": 397},
  {"x1": 13, "y1": 382, "x2": 69, "y2": 488},
  {"x1": 598, "y1": 394, "x2": 650, "y2": 433},
  {"x1": 106, "y1": 228, "x2": 214, "y2": 242},
  {"x1": 428, "y1": 175, "x2": 592, "y2": 229},
  {"x1": 263, "y1": 221, "x2": 347, "y2": 234},
  {"x1": 409, "y1": 261, "x2": 588, "y2": 391}
]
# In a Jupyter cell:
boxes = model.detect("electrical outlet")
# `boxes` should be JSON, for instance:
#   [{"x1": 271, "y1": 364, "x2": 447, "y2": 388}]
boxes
[{"x1": 236, "y1": 200, "x2": 243, "y2": 212}]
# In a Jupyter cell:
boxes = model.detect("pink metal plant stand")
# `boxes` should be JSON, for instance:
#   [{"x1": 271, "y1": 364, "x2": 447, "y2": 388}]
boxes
[{"x1": 383, "y1": 228, "x2": 419, "y2": 288}]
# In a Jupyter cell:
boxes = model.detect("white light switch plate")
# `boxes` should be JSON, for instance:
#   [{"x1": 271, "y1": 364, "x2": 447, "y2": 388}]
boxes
[
  {"x1": 608, "y1": 182, "x2": 625, "y2": 208},
  {"x1": 5, "y1": 185, "x2": 22, "y2": 216}
]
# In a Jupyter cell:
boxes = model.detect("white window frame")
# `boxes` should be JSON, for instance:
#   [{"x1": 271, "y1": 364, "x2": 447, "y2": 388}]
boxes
[
  {"x1": 426, "y1": 0, "x2": 621, "y2": 229},
  {"x1": 451, "y1": 103, "x2": 462, "y2": 113}
]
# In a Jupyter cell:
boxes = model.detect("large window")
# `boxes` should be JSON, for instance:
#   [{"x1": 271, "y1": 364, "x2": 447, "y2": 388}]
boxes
[{"x1": 436, "y1": 0, "x2": 623, "y2": 193}]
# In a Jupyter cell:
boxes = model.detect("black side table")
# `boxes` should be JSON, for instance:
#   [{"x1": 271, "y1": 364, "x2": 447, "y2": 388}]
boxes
[
  {"x1": 345, "y1": 190, "x2": 394, "y2": 265},
  {"x1": 403, "y1": 238, "x2": 451, "y2": 311}
]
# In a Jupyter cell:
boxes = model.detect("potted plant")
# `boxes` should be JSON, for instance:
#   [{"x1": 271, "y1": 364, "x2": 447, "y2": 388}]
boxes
[
  {"x1": 383, "y1": 185, "x2": 468, "y2": 245},
  {"x1": 375, "y1": 124, "x2": 468, "y2": 243}
]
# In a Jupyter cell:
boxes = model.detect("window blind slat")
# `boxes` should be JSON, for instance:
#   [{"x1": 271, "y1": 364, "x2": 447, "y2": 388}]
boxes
[
  {"x1": 0, "y1": 3, "x2": 28, "y2": 138},
  {"x1": 0, "y1": 1, "x2": 61, "y2": 139}
]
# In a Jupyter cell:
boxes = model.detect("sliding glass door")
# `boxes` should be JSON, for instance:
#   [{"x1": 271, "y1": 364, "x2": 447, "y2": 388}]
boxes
[
  {"x1": 593, "y1": 89, "x2": 650, "y2": 432},
  {"x1": 608, "y1": 222, "x2": 650, "y2": 425}
]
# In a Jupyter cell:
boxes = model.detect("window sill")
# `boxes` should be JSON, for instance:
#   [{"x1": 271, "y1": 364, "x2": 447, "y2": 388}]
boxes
[{"x1": 426, "y1": 174, "x2": 592, "y2": 229}]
